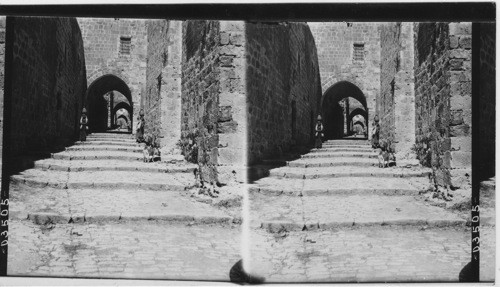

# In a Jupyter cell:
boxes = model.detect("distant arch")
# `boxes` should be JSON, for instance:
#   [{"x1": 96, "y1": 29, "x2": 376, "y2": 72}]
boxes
[
  {"x1": 321, "y1": 81, "x2": 367, "y2": 139},
  {"x1": 85, "y1": 74, "x2": 133, "y2": 133}
]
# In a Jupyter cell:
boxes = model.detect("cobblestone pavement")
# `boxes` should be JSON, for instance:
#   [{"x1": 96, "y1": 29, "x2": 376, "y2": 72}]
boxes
[
  {"x1": 247, "y1": 139, "x2": 488, "y2": 282},
  {"x1": 247, "y1": 225, "x2": 495, "y2": 282},
  {"x1": 8, "y1": 219, "x2": 241, "y2": 281}
]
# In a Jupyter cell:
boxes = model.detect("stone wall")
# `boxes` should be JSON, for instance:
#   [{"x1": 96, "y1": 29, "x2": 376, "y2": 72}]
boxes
[
  {"x1": 414, "y1": 23, "x2": 451, "y2": 186},
  {"x1": 413, "y1": 22, "x2": 472, "y2": 188},
  {"x1": 181, "y1": 20, "x2": 247, "y2": 185},
  {"x1": 379, "y1": 22, "x2": 415, "y2": 159},
  {"x1": 145, "y1": 20, "x2": 182, "y2": 150},
  {"x1": 478, "y1": 23, "x2": 495, "y2": 180},
  {"x1": 9, "y1": 17, "x2": 87, "y2": 158},
  {"x1": 77, "y1": 18, "x2": 147, "y2": 128},
  {"x1": 309, "y1": 22, "x2": 380, "y2": 136},
  {"x1": 246, "y1": 22, "x2": 321, "y2": 164},
  {"x1": 448, "y1": 23, "x2": 472, "y2": 188}
]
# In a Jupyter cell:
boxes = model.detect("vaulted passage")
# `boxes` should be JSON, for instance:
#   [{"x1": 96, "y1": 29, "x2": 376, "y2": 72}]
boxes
[
  {"x1": 321, "y1": 81, "x2": 368, "y2": 140},
  {"x1": 86, "y1": 74, "x2": 133, "y2": 133}
]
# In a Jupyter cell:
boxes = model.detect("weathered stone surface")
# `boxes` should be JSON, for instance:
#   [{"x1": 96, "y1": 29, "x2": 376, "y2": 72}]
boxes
[
  {"x1": 379, "y1": 23, "x2": 415, "y2": 158},
  {"x1": 10, "y1": 17, "x2": 86, "y2": 159},
  {"x1": 78, "y1": 18, "x2": 147, "y2": 132},
  {"x1": 309, "y1": 22, "x2": 380, "y2": 140},
  {"x1": 247, "y1": 22, "x2": 321, "y2": 164}
]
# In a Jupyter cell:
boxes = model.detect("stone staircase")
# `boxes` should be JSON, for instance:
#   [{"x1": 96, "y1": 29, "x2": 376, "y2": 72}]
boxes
[
  {"x1": 8, "y1": 132, "x2": 242, "y2": 280},
  {"x1": 247, "y1": 139, "x2": 479, "y2": 282},
  {"x1": 9, "y1": 133, "x2": 236, "y2": 226}
]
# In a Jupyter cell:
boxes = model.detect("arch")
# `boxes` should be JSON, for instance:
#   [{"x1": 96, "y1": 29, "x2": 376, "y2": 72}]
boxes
[
  {"x1": 85, "y1": 74, "x2": 133, "y2": 133},
  {"x1": 349, "y1": 107, "x2": 368, "y2": 122},
  {"x1": 353, "y1": 120, "x2": 365, "y2": 129},
  {"x1": 112, "y1": 101, "x2": 133, "y2": 118},
  {"x1": 321, "y1": 81, "x2": 367, "y2": 140},
  {"x1": 322, "y1": 81, "x2": 367, "y2": 109}
]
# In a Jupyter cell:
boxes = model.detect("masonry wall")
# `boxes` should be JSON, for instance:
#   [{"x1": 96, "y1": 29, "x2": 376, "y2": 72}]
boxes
[
  {"x1": 77, "y1": 18, "x2": 147, "y2": 123},
  {"x1": 145, "y1": 20, "x2": 182, "y2": 151},
  {"x1": 413, "y1": 22, "x2": 472, "y2": 188},
  {"x1": 181, "y1": 21, "x2": 247, "y2": 185},
  {"x1": 379, "y1": 22, "x2": 415, "y2": 159},
  {"x1": 10, "y1": 17, "x2": 87, "y2": 158},
  {"x1": 309, "y1": 22, "x2": 380, "y2": 135},
  {"x1": 478, "y1": 23, "x2": 495, "y2": 180},
  {"x1": 448, "y1": 23, "x2": 472, "y2": 188},
  {"x1": 246, "y1": 22, "x2": 321, "y2": 164}
]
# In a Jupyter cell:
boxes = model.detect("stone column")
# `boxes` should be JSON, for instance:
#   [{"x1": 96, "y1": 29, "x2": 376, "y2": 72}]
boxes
[
  {"x1": 160, "y1": 20, "x2": 183, "y2": 155},
  {"x1": 393, "y1": 23, "x2": 416, "y2": 161}
]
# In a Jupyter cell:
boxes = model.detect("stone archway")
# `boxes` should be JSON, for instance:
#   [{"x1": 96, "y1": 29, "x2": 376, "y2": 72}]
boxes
[
  {"x1": 86, "y1": 74, "x2": 133, "y2": 133},
  {"x1": 321, "y1": 81, "x2": 367, "y2": 140}
]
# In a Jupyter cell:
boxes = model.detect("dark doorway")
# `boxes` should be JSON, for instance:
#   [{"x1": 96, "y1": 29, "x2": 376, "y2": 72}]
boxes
[
  {"x1": 321, "y1": 81, "x2": 368, "y2": 140},
  {"x1": 85, "y1": 74, "x2": 133, "y2": 134}
]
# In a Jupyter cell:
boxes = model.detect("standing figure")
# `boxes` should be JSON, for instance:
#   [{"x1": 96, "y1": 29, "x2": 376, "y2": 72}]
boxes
[
  {"x1": 371, "y1": 115, "x2": 380, "y2": 149},
  {"x1": 79, "y1": 108, "x2": 89, "y2": 141},
  {"x1": 136, "y1": 110, "x2": 145, "y2": 143},
  {"x1": 314, "y1": 115, "x2": 324, "y2": 149}
]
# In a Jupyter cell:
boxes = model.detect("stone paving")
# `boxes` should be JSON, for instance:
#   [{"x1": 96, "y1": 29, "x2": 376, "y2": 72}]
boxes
[
  {"x1": 8, "y1": 219, "x2": 240, "y2": 281},
  {"x1": 8, "y1": 133, "x2": 242, "y2": 280},
  {"x1": 247, "y1": 139, "x2": 487, "y2": 282},
  {"x1": 247, "y1": 225, "x2": 495, "y2": 282}
]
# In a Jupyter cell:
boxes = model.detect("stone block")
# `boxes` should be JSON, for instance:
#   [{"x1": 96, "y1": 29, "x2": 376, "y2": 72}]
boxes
[
  {"x1": 450, "y1": 124, "x2": 470, "y2": 137},
  {"x1": 219, "y1": 55, "x2": 234, "y2": 67},
  {"x1": 449, "y1": 22, "x2": 471, "y2": 36},
  {"x1": 218, "y1": 106, "x2": 232, "y2": 122},
  {"x1": 451, "y1": 136, "x2": 471, "y2": 152},
  {"x1": 449, "y1": 36, "x2": 459, "y2": 49},
  {"x1": 450, "y1": 151, "x2": 471, "y2": 169},
  {"x1": 218, "y1": 147, "x2": 244, "y2": 165},
  {"x1": 217, "y1": 121, "x2": 238, "y2": 133},
  {"x1": 458, "y1": 36, "x2": 472, "y2": 49},
  {"x1": 450, "y1": 109, "x2": 463, "y2": 126},
  {"x1": 450, "y1": 168, "x2": 471, "y2": 189},
  {"x1": 220, "y1": 32, "x2": 229, "y2": 45},
  {"x1": 229, "y1": 33, "x2": 244, "y2": 46}
]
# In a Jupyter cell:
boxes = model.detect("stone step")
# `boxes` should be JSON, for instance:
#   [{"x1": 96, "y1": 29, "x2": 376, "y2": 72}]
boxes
[
  {"x1": 88, "y1": 132, "x2": 134, "y2": 138},
  {"x1": 85, "y1": 137, "x2": 137, "y2": 143},
  {"x1": 10, "y1": 187, "x2": 236, "y2": 226},
  {"x1": 288, "y1": 157, "x2": 377, "y2": 168},
  {"x1": 310, "y1": 147, "x2": 375, "y2": 153},
  {"x1": 75, "y1": 140, "x2": 141, "y2": 147},
  {"x1": 10, "y1": 169, "x2": 194, "y2": 190},
  {"x1": 9, "y1": 219, "x2": 240, "y2": 280},
  {"x1": 301, "y1": 152, "x2": 377, "y2": 159},
  {"x1": 52, "y1": 151, "x2": 142, "y2": 161},
  {"x1": 268, "y1": 166, "x2": 432, "y2": 179},
  {"x1": 250, "y1": 193, "x2": 466, "y2": 231},
  {"x1": 323, "y1": 140, "x2": 370, "y2": 146},
  {"x1": 248, "y1": 225, "x2": 493, "y2": 282},
  {"x1": 33, "y1": 159, "x2": 196, "y2": 173},
  {"x1": 249, "y1": 176, "x2": 428, "y2": 196},
  {"x1": 66, "y1": 145, "x2": 143, "y2": 153}
]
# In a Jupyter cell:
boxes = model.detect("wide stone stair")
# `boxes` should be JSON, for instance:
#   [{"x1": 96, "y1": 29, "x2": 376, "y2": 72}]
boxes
[
  {"x1": 247, "y1": 139, "x2": 485, "y2": 282},
  {"x1": 8, "y1": 132, "x2": 241, "y2": 280}
]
